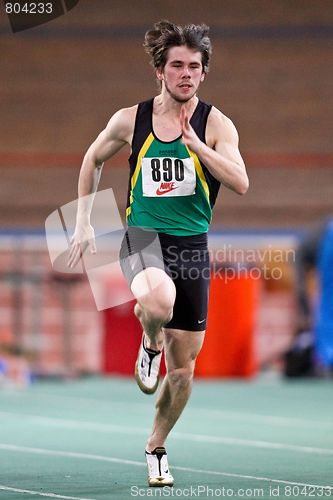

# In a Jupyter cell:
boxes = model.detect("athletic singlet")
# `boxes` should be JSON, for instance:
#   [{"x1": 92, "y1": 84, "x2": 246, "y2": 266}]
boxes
[{"x1": 126, "y1": 98, "x2": 221, "y2": 236}]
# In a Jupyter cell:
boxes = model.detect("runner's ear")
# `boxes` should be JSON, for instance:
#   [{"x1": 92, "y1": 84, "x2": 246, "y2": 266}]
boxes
[{"x1": 156, "y1": 67, "x2": 163, "y2": 81}]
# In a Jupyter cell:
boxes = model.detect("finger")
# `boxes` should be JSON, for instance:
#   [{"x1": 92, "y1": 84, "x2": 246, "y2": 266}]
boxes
[
  {"x1": 90, "y1": 238, "x2": 97, "y2": 254},
  {"x1": 181, "y1": 104, "x2": 188, "y2": 118},
  {"x1": 183, "y1": 108, "x2": 190, "y2": 128},
  {"x1": 67, "y1": 247, "x2": 78, "y2": 268},
  {"x1": 68, "y1": 235, "x2": 79, "y2": 261},
  {"x1": 181, "y1": 107, "x2": 190, "y2": 131},
  {"x1": 68, "y1": 240, "x2": 88, "y2": 268},
  {"x1": 67, "y1": 244, "x2": 81, "y2": 268},
  {"x1": 67, "y1": 242, "x2": 77, "y2": 263},
  {"x1": 180, "y1": 105, "x2": 186, "y2": 130}
]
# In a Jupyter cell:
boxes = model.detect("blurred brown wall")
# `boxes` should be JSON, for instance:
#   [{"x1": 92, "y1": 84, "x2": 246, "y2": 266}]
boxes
[{"x1": 1, "y1": 0, "x2": 333, "y2": 228}]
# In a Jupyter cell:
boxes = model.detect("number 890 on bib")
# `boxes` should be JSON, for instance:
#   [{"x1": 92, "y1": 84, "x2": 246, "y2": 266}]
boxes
[{"x1": 141, "y1": 157, "x2": 196, "y2": 198}]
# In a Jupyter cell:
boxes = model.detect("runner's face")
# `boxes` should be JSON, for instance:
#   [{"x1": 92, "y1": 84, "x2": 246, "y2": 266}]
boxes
[{"x1": 157, "y1": 46, "x2": 205, "y2": 103}]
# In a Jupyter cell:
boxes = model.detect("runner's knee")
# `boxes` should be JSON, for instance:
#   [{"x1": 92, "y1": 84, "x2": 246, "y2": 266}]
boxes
[
  {"x1": 142, "y1": 293, "x2": 174, "y2": 326},
  {"x1": 138, "y1": 278, "x2": 175, "y2": 326},
  {"x1": 167, "y1": 366, "x2": 194, "y2": 389}
]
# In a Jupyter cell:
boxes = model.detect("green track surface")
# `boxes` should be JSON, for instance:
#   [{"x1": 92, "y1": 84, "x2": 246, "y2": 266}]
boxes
[{"x1": 0, "y1": 376, "x2": 332, "y2": 500}]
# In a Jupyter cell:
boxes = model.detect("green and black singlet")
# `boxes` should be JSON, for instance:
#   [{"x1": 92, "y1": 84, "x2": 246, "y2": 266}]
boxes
[{"x1": 126, "y1": 98, "x2": 221, "y2": 236}]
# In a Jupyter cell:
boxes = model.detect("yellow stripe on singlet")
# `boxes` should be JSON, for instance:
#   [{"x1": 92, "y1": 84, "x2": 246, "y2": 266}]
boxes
[
  {"x1": 126, "y1": 132, "x2": 154, "y2": 218},
  {"x1": 185, "y1": 145, "x2": 210, "y2": 203}
]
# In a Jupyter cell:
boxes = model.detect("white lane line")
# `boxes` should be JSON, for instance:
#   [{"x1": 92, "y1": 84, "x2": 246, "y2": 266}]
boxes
[
  {"x1": 0, "y1": 412, "x2": 134, "y2": 434},
  {"x1": 173, "y1": 466, "x2": 333, "y2": 491},
  {"x1": 1, "y1": 412, "x2": 332, "y2": 456},
  {"x1": 0, "y1": 443, "x2": 144, "y2": 466},
  {"x1": 189, "y1": 407, "x2": 333, "y2": 428},
  {"x1": 3, "y1": 391, "x2": 333, "y2": 429},
  {"x1": 0, "y1": 443, "x2": 332, "y2": 491},
  {"x1": 172, "y1": 432, "x2": 333, "y2": 455},
  {"x1": 0, "y1": 484, "x2": 95, "y2": 500}
]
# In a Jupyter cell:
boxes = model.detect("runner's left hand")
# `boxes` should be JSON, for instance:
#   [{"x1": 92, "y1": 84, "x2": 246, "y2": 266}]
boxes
[{"x1": 180, "y1": 105, "x2": 202, "y2": 154}]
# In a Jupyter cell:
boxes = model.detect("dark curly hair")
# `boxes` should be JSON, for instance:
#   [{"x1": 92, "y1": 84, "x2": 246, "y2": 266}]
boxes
[{"x1": 144, "y1": 20, "x2": 212, "y2": 74}]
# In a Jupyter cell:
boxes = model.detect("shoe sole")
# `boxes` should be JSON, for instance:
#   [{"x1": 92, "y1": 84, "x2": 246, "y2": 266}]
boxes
[
  {"x1": 148, "y1": 476, "x2": 174, "y2": 487},
  {"x1": 135, "y1": 359, "x2": 159, "y2": 395}
]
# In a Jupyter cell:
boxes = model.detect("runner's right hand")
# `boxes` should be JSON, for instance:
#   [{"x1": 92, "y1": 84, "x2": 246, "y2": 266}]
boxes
[{"x1": 67, "y1": 223, "x2": 97, "y2": 269}]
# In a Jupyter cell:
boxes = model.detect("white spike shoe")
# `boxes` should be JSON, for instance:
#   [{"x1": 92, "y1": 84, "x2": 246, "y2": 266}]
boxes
[
  {"x1": 145, "y1": 447, "x2": 174, "y2": 487},
  {"x1": 135, "y1": 334, "x2": 162, "y2": 394}
]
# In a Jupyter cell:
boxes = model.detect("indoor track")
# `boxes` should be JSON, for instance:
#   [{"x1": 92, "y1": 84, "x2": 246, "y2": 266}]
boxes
[{"x1": 0, "y1": 376, "x2": 332, "y2": 499}]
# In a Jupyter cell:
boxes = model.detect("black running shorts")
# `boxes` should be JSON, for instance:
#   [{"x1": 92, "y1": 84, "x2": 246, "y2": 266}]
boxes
[{"x1": 119, "y1": 227, "x2": 210, "y2": 331}]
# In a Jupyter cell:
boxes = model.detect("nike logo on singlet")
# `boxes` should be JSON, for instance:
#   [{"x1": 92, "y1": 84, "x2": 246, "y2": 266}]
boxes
[{"x1": 156, "y1": 182, "x2": 178, "y2": 196}]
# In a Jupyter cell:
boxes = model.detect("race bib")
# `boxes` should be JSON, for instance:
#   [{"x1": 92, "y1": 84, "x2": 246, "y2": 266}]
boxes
[{"x1": 141, "y1": 157, "x2": 196, "y2": 197}]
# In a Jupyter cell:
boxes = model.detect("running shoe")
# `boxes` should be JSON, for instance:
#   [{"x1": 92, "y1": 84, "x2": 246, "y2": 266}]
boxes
[
  {"x1": 145, "y1": 447, "x2": 174, "y2": 487},
  {"x1": 135, "y1": 334, "x2": 162, "y2": 394}
]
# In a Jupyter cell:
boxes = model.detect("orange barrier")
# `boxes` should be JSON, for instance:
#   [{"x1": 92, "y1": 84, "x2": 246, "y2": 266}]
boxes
[{"x1": 195, "y1": 271, "x2": 259, "y2": 378}]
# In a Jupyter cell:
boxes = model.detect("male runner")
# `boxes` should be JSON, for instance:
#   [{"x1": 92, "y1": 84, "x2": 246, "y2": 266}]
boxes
[{"x1": 68, "y1": 20, "x2": 248, "y2": 487}]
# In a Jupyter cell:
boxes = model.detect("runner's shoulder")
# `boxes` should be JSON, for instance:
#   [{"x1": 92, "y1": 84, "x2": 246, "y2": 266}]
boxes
[
  {"x1": 111, "y1": 104, "x2": 138, "y2": 130},
  {"x1": 207, "y1": 106, "x2": 239, "y2": 141},
  {"x1": 208, "y1": 106, "x2": 234, "y2": 129},
  {"x1": 105, "y1": 105, "x2": 138, "y2": 142},
  {"x1": 116, "y1": 104, "x2": 138, "y2": 122}
]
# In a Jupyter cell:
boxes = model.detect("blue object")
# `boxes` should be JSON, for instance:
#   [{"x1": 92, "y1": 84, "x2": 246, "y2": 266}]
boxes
[
  {"x1": 315, "y1": 219, "x2": 333, "y2": 367},
  {"x1": 0, "y1": 358, "x2": 8, "y2": 383}
]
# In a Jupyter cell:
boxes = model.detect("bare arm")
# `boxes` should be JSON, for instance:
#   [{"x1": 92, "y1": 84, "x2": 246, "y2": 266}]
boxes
[
  {"x1": 180, "y1": 106, "x2": 249, "y2": 195},
  {"x1": 67, "y1": 106, "x2": 136, "y2": 267},
  {"x1": 76, "y1": 106, "x2": 136, "y2": 220}
]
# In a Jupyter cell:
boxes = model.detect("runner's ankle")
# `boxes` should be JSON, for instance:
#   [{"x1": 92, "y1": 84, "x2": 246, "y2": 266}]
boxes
[{"x1": 144, "y1": 333, "x2": 163, "y2": 352}]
